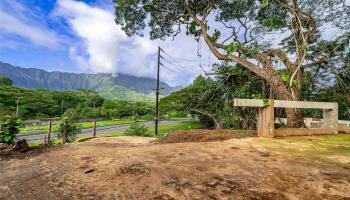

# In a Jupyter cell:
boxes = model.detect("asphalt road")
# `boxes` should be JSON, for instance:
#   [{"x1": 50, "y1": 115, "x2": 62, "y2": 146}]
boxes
[{"x1": 17, "y1": 120, "x2": 190, "y2": 143}]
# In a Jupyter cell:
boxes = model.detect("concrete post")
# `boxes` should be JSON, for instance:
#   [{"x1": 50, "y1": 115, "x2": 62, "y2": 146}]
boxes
[
  {"x1": 322, "y1": 103, "x2": 338, "y2": 134},
  {"x1": 257, "y1": 99, "x2": 275, "y2": 138}
]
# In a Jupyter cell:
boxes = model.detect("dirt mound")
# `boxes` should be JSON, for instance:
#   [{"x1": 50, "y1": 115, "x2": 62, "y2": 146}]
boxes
[
  {"x1": 13, "y1": 139, "x2": 30, "y2": 152},
  {"x1": 0, "y1": 143, "x2": 62, "y2": 160},
  {"x1": 119, "y1": 162, "x2": 152, "y2": 175},
  {"x1": 157, "y1": 129, "x2": 256, "y2": 144}
]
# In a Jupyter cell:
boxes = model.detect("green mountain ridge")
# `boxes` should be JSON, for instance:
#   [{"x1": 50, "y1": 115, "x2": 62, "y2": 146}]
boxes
[{"x1": 0, "y1": 61, "x2": 179, "y2": 101}]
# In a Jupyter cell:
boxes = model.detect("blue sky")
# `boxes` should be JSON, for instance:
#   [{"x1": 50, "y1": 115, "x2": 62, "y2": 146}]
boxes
[
  {"x1": 0, "y1": 0, "x2": 347, "y2": 86},
  {"x1": 0, "y1": 0, "x2": 209, "y2": 86}
]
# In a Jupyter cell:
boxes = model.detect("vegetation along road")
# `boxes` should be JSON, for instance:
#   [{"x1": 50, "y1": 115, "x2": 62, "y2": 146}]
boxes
[{"x1": 17, "y1": 120, "x2": 191, "y2": 143}]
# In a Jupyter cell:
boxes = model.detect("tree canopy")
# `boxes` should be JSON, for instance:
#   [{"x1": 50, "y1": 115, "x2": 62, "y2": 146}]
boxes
[
  {"x1": 0, "y1": 77, "x2": 12, "y2": 86},
  {"x1": 0, "y1": 86, "x2": 154, "y2": 120}
]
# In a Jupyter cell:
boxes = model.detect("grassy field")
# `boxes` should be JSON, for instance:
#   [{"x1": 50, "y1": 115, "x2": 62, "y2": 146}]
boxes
[
  {"x1": 20, "y1": 119, "x2": 135, "y2": 135},
  {"x1": 150, "y1": 121, "x2": 202, "y2": 137},
  {"x1": 97, "y1": 121, "x2": 202, "y2": 137}
]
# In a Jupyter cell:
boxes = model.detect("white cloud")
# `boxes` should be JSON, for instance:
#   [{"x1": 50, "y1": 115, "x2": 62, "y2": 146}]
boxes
[
  {"x1": 54, "y1": 0, "x2": 128, "y2": 74},
  {"x1": 53, "y1": 0, "x2": 209, "y2": 85},
  {"x1": 0, "y1": 0, "x2": 61, "y2": 48},
  {"x1": 52, "y1": 0, "x2": 204, "y2": 85}
]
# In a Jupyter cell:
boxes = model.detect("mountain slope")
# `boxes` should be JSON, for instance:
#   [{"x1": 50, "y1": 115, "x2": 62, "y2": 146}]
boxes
[{"x1": 0, "y1": 61, "x2": 176, "y2": 101}]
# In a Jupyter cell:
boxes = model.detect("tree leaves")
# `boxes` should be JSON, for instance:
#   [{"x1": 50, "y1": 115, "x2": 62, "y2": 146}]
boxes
[
  {"x1": 262, "y1": 0, "x2": 269, "y2": 8},
  {"x1": 260, "y1": 15, "x2": 286, "y2": 28},
  {"x1": 224, "y1": 42, "x2": 244, "y2": 54},
  {"x1": 211, "y1": 29, "x2": 221, "y2": 42}
]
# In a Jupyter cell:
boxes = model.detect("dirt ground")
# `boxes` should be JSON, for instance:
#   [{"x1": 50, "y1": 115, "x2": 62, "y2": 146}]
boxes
[{"x1": 0, "y1": 132, "x2": 350, "y2": 200}]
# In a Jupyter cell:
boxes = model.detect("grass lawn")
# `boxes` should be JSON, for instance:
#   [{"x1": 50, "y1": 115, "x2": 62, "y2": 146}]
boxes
[
  {"x1": 20, "y1": 118, "x2": 136, "y2": 135},
  {"x1": 255, "y1": 134, "x2": 350, "y2": 167},
  {"x1": 148, "y1": 121, "x2": 202, "y2": 137}
]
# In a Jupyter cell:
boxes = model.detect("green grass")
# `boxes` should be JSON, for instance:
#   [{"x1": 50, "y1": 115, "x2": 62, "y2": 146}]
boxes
[
  {"x1": 27, "y1": 121, "x2": 202, "y2": 148},
  {"x1": 19, "y1": 118, "x2": 136, "y2": 135},
  {"x1": 148, "y1": 121, "x2": 202, "y2": 137},
  {"x1": 92, "y1": 121, "x2": 202, "y2": 138},
  {"x1": 28, "y1": 138, "x2": 62, "y2": 148},
  {"x1": 256, "y1": 134, "x2": 350, "y2": 165}
]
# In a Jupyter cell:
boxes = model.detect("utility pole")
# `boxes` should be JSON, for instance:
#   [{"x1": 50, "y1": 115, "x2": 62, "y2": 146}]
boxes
[
  {"x1": 155, "y1": 46, "x2": 161, "y2": 135},
  {"x1": 61, "y1": 100, "x2": 64, "y2": 116},
  {"x1": 16, "y1": 97, "x2": 21, "y2": 117}
]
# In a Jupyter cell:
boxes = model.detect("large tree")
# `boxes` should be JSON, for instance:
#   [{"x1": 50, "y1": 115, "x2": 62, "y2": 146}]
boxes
[
  {"x1": 113, "y1": 0, "x2": 350, "y2": 127},
  {"x1": 160, "y1": 64, "x2": 264, "y2": 129}
]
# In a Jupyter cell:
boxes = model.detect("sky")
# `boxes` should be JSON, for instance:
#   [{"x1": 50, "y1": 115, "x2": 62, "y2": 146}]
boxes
[{"x1": 0, "y1": 0, "x2": 213, "y2": 86}]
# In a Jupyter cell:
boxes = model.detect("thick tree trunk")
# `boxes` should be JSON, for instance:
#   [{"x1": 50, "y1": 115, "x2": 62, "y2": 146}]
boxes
[
  {"x1": 273, "y1": 80, "x2": 306, "y2": 128},
  {"x1": 285, "y1": 108, "x2": 305, "y2": 128},
  {"x1": 191, "y1": 109, "x2": 223, "y2": 129}
]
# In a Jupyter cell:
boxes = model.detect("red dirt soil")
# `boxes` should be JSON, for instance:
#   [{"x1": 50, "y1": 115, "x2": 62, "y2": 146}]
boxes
[
  {"x1": 0, "y1": 133, "x2": 349, "y2": 200},
  {"x1": 157, "y1": 129, "x2": 256, "y2": 144}
]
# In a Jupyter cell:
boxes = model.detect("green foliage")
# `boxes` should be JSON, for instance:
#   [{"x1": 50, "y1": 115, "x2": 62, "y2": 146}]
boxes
[
  {"x1": 262, "y1": 0, "x2": 269, "y2": 8},
  {"x1": 245, "y1": 45, "x2": 260, "y2": 57},
  {"x1": 276, "y1": 69, "x2": 290, "y2": 83},
  {"x1": 302, "y1": 43, "x2": 309, "y2": 50},
  {"x1": 0, "y1": 115, "x2": 21, "y2": 144},
  {"x1": 160, "y1": 63, "x2": 263, "y2": 129},
  {"x1": 125, "y1": 123, "x2": 151, "y2": 137},
  {"x1": 260, "y1": 15, "x2": 286, "y2": 28},
  {"x1": 224, "y1": 42, "x2": 244, "y2": 54},
  {"x1": 262, "y1": 99, "x2": 269, "y2": 108},
  {"x1": 211, "y1": 29, "x2": 221, "y2": 42},
  {"x1": 187, "y1": 22, "x2": 198, "y2": 35},
  {"x1": 58, "y1": 109, "x2": 81, "y2": 143},
  {"x1": 0, "y1": 77, "x2": 12, "y2": 86},
  {"x1": 0, "y1": 85, "x2": 154, "y2": 121}
]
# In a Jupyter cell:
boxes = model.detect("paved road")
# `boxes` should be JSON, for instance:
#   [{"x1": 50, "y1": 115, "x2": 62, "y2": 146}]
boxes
[{"x1": 18, "y1": 120, "x2": 190, "y2": 143}]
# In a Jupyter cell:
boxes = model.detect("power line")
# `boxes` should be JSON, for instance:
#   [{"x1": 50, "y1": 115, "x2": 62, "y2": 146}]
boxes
[
  {"x1": 160, "y1": 48, "x2": 203, "y2": 74},
  {"x1": 160, "y1": 54, "x2": 202, "y2": 77},
  {"x1": 160, "y1": 56, "x2": 195, "y2": 78},
  {"x1": 160, "y1": 63, "x2": 189, "y2": 83},
  {"x1": 159, "y1": 61, "x2": 193, "y2": 81}
]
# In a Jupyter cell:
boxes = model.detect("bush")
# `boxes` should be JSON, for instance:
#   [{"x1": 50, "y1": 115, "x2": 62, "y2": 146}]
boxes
[
  {"x1": 141, "y1": 113, "x2": 154, "y2": 121},
  {"x1": 125, "y1": 123, "x2": 152, "y2": 137},
  {"x1": 58, "y1": 109, "x2": 81, "y2": 143},
  {"x1": 0, "y1": 115, "x2": 21, "y2": 144}
]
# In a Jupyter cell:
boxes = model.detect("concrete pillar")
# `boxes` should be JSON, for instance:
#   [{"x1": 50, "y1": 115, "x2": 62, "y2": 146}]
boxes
[
  {"x1": 257, "y1": 99, "x2": 275, "y2": 138},
  {"x1": 322, "y1": 103, "x2": 338, "y2": 134}
]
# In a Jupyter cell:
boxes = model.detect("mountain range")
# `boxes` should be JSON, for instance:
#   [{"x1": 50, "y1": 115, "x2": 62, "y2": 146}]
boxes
[{"x1": 0, "y1": 61, "x2": 180, "y2": 101}]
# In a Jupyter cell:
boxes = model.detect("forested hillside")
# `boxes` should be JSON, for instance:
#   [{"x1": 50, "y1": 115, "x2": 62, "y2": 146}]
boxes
[
  {"x1": 0, "y1": 86, "x2": 153, "y2": 120},
  {"x1": 0, "y1": 62, "x2": 178, "y2": 101}
]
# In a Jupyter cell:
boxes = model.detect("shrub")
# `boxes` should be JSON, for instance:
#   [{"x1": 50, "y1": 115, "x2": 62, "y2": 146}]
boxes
[
  {"x1": 141, "y1": 113, "x2": 154, "y2": 121},
  {"x1": 0, "y1": 115, "x2": 21, "y2": 144},
  {"x1": 58, "y1": 109, "x2": 81, "y2": 143},
  {"x1": 125, "y1": 123, "x2": 151, "y2": 137}
]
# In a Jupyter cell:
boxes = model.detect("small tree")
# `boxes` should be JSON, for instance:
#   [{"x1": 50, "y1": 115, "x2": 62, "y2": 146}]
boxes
[
  {"x1": 125, "y1": 123, "x2": 151, "y2": 137},
  {"x1": 0, "y1": 77, "x2": 13, "y2": 86},
  {"x1": 0, "y1": 115, "x2": 21, "y2": 144},
  {"x1": 58, "y1": 109, "x2": 81, "y2": 143}
]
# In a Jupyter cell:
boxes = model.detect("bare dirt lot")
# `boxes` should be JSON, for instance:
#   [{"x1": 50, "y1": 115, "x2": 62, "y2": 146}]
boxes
[{"x1": 0, "y1": 131, "x2": 350, "y2": 200}]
